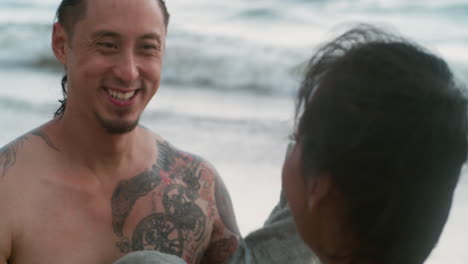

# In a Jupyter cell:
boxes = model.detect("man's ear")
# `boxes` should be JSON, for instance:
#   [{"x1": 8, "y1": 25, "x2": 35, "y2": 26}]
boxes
[
  {"x1": 52, "y1": 22, "x2": 68, "y2": 65},
  {"x1": 305, "y1": 171, "x2": 333, "y2": 210}
]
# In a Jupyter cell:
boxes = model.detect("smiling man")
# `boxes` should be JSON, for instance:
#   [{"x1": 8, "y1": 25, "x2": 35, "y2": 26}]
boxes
[{"x1": 0, "y1": 0, "x2": 240, "y2": 263}]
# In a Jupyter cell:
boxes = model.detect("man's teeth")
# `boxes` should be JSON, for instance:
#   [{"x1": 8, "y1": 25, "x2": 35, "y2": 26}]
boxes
[{"x1": 108, "y1": 89, "x2": 136, "y2": 101}]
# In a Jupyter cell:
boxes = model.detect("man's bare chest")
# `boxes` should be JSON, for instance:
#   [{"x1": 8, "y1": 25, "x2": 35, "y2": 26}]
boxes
[
  {"x1": 10, "y1": 187, "x2": 121, "y2": 264},
  {"x1": 12, "y1": 171, "x2": 214, "y2": 264}
]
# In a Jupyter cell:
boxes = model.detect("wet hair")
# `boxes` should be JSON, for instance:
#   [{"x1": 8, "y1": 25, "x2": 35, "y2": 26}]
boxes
[
  {"x1": 294, "y1": 24, "x2": 467, "y2": 264},
  {"x1": 53, "y1": 0, "x2": 170, "y2": 117}
]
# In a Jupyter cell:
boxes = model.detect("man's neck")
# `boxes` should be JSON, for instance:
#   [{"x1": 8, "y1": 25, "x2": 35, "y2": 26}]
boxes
[{"x1": 51, "y1": 112, "x2": 144, "y2": 176}]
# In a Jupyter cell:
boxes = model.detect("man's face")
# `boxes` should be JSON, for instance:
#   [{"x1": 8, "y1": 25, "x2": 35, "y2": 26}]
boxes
[{"x1": 60, "y1": 0, "x2": 166, "y2": 133}]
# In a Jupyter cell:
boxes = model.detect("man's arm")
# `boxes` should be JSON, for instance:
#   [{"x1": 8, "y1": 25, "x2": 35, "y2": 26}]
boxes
[
  {"x1": 0, "y1": 139, "x2": 19, "y2": 264},
  {"x1": 0, "y1": 178, "x2": 13, "y2": 264},
  {"x1": 0, "y1": 217, "x2": 11, "y2": 264},
  {"x1": 201, "y1": 165, "x2": 241, "y2": 264},
  {"x1": 0, "y1": 129, "x2": 59, "y2": 264}
]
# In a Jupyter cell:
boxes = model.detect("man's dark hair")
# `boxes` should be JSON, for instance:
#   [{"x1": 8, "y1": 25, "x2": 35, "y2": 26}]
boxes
[
  {"x1": 294, "y1": 24, "x2": 467, "y2": 264},
  {"x1": 54, "y1": 0, "x2": 170, "y2": 117}
]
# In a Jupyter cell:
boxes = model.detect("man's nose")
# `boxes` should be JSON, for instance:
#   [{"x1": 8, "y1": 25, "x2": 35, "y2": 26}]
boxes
[{"x1": 113, "y1": 51, "x2": 139, "y2": 84}]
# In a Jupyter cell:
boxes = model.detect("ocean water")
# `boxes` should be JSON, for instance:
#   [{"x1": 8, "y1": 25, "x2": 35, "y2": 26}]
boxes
[{"x1": 0, "y1": 0, "x2": 467, "y2": 263}]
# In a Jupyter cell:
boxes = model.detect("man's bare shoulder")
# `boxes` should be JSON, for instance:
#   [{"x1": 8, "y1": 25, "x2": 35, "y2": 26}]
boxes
[
  {"x1": 0, "y1": 133, "x2": 30, "y2": 179},
  {"x1": 0, "y1": 124, "x2": 60, "y2": 180},
  {"x1": 0, "y1": 135, "x2": 18, "y2": 264},
  {"x1": 0, "y1": 128, "x2": 54, "y2": 264}
]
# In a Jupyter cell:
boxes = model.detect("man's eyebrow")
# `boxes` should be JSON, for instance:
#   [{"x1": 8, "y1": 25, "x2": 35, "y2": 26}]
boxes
[
  {"x1": 140, "y1": 32, "x2": 162, "y2": 44},
  {"x1": 91, "y1": 30, "x2": 120, "y2": 39}
]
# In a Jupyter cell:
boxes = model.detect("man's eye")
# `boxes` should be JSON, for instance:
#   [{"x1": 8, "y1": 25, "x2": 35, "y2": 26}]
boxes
[
  {"x1": 97, "y1": 42, "x2": 117, "y2": 49},
  {"x1": 142, "y1": 44, "x2": 159, "y2": 50}
]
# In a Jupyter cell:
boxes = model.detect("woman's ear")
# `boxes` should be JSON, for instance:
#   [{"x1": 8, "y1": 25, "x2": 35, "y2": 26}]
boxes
[
  {"x1": 52, "y1": 22, "x2": 68, "y2": 65},
  {"x1": 305, "y1": 171, "x2": 333, "y2": 210}
]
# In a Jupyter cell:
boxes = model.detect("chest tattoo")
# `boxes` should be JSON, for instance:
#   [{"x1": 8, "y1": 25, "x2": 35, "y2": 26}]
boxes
[{"x1": 111, "y1": 140, "x2": 208, "y2": 259}]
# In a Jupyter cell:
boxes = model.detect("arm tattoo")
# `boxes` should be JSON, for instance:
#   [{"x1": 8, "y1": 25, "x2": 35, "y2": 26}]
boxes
[
  {"x1": 0, "y1": 135, "x2": 27, "y2": 177},
  {"x1": 215, "y1": 176, "x2": 241, "y2": 235},
  {"x1": 0, "y1": 129, "x2": 58, "y2": 177},
  {"x1": 111, "y1": 140, "x2": 208, "y2": 258}
]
